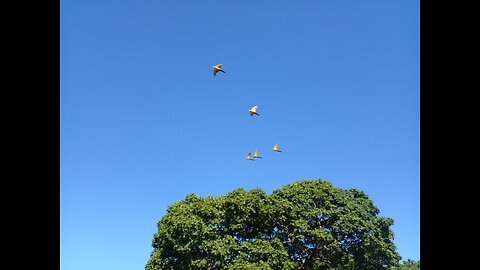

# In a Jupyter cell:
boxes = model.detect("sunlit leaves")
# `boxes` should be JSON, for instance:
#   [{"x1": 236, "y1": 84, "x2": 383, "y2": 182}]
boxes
[{"x1": 146, "y1": 179, "x2": 401, "y2": 269}]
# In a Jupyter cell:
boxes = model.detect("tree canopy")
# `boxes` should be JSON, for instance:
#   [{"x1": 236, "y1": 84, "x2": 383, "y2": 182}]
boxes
[
  {"x1": 389, "y1": 259, "x2": 420, "y2": 270},
  {"x1": 146, "y1": 179, "x2": 402, "y2": 270}
]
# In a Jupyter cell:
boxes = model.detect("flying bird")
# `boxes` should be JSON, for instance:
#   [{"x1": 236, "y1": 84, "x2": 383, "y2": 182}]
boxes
[
  {"x1": 213, "y1": 64, "x2": 226, "y2": 76},
  {"x1": 246, "y1": 152, "x2": 255, "y2": 161},
  {"x1": 249, "y1": 105, "x2": 260, "y2": 116},
  {"x1": 273, "y1": 144, "x2": 282, "y2": 152},
  {"x1": 253, "y1": 149, "x2": 262, "y2": 159}
]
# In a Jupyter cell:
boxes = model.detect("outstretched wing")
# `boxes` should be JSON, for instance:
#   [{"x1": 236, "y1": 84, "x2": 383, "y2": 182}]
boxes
[
  {"x1": 254, "y1": 149, "x2": 259, "y2": 158},
  {"x1": 273, "y1": 144, "x2": 279, "y2": 151}
]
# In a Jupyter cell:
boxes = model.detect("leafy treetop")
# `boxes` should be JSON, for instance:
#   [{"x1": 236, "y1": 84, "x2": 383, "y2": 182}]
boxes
[{"x1": 146, "y1": 179, "x2": 402, "y2": 270}]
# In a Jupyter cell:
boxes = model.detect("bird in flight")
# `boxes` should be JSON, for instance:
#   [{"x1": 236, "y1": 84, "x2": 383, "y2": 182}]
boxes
[
  {"x1": 249, "y1": 105, "x2": 260, "y2": 116},
  {"x1": 213, "y1": 64, "x2": 226, "y2": 76},
  {"x1": 246, "y1": 152, "x2": 255, "y2": 161},
  {"x1": 273, "y1": 144, "x2": 282, "y2": 152},
  {"x1": 253, "y1": 149, "x2": 262, "y2": 159}
]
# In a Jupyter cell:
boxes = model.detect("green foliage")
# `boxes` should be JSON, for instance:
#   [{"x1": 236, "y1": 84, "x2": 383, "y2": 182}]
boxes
[
  {"x1": 389, "y1": 259, "x2": 420, "y2": 270},
  {"x1": 146, "y1": 179, "x2": 401, "y2": 270}
]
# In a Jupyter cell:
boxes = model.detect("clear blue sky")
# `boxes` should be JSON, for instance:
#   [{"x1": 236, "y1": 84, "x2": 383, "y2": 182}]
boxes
[{"x1": 60, "y1": 0, "x2": 419, "y2": 269}]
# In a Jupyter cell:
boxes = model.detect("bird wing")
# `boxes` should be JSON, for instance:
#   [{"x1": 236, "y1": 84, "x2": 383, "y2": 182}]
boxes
[
  {"x1": 254, "y1": 150, "x2": 259, "y2": 158},
  {"x1": 273, "y1": 144, "x2": 278, "y2": 151},
  {"x1": 250, "y1": 106, "x2": 258, "y2": 113}
]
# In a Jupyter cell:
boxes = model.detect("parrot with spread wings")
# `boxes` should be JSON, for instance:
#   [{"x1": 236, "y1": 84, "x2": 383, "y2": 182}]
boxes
[
  {"x1": 273, "y1": 144, "x2": 282, "y2": 152},
  {"x1": 249, "y1": 105, "x2": 260, "y2": 116},
  {"x1": 253, "y1": 149, "x2": 262, "y2": 159},
  {"x1": 213, "y1": 64, "x2": 226, "y2": 76}
]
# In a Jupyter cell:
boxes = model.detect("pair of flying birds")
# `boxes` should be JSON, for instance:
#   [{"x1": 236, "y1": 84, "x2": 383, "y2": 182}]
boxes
[
  {"x1": 247, "y1": 144, "x2": 282, "y2": 161},
  {"x1": 214, "y1": 64, "x2": 260, "y2": 117}
]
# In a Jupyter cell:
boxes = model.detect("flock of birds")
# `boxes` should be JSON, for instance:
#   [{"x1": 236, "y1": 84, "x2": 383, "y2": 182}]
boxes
[{"x1": 213, "y1": 64, "x2": 283, "y2": 162}]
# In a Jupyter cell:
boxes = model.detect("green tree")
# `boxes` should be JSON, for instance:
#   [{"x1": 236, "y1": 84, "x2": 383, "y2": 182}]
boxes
[
  {"x1": 146, "y1": 179, "x2": 401, "y2": 270},
  {"x1": 389, "y1": 259, "x2": 420, "y2": 270}
]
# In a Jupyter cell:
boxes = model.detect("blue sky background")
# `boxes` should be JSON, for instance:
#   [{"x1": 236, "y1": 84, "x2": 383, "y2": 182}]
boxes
[{"x1": 60, "y1": 0, "x2": 419, "y2": 269}]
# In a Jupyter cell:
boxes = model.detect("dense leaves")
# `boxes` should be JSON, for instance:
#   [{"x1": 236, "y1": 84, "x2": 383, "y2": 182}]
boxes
[
  {"x1": 389, "y1": 259, "x2": 420, "y2": 270},
  {"x1": 146, "y1": 180, "x2": 402, "y2": 269}
]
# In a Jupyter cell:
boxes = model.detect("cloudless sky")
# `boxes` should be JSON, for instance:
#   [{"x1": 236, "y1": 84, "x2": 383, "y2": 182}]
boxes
[{"x1": 60, "y1": 0, "x2": 419, "y2": 269}]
